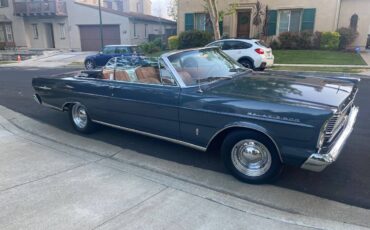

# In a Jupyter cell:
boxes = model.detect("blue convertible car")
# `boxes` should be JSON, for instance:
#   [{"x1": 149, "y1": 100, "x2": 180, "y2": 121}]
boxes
[{"x1": 32, "y1": 47, "x2": 359, "y2": 183}]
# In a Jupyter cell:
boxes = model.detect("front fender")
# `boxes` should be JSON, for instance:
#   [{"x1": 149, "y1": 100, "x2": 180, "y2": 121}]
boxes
[{"x1": 207, "y1": 121, "x2": 283, "y2": 161}]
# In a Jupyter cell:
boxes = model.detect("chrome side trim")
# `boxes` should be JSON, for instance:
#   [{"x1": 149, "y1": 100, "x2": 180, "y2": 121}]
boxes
[
  {"x1": 36, "y1": 86, "x2": 52, "y2": 90},
  {"x1": 42, "y1": 102, "x2": 63, "y2": 111},
  {"x1": 301, "y1": 106, "x2": 359, "y2": 172},
  {"x1": 206, "y1": 124, "x2": 283, "y2": 162},
  {"x1": 91, "y1": 119, "x2": 207, "y2": 152}
]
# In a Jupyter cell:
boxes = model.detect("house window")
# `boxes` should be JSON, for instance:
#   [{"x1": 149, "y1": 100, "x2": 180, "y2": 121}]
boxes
[
  {"x1": 0, "y1": 23, "x2": 13, "y2": 42},
  {"x1": 278, "y1": 9, "x2": 302, "y2": 34},
  {"x1": 32, "y1": 24, "x2": 38, "y2": 39},
  {"x1": 195, "y1": 13, "x2": 206, "y2": 31},
  {"x1": 0, "y1": 25, "x2": 5, "y2": 42},
  {"x1": 59, "y1": 23, "x2": 65, "y2": 39},
  {"x1": 184, "y1": 13, "x2": 213, "y2": 32},
  {"x1": 5, "y1": 24, "x2": 12, "y2": 41},
  {"x1": 105, "y1": 0, "x2": 112, "y2": 9},
  {"x1": 0, "y1": 0, "x2": 9, "y2": 7},
  {"x1": 117, "y1": 1, "x2": 123, "y2": 11}
]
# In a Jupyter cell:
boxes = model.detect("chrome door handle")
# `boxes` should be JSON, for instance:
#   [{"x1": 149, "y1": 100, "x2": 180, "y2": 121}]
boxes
[{"x1": 38, "y1": 86, "x2": 51, "y2": 90}]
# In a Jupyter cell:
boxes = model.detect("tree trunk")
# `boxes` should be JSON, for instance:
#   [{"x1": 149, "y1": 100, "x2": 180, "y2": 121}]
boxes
[{"x1": 206, "y1": 0, "x2": 221, "y2": 40}]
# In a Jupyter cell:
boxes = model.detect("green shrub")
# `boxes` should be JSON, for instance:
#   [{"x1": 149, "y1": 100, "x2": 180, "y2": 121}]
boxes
[
  {"x1": 139, "y1": 39, "x2": 161, "y2": 54},
  {"x1": 320, "y1": 32, "x2": 340, "y2": 50},
  {"x1": 139, "y1": 38, "x2": 162, "y2": 54},
  {"x1": 299, "y1": 31, "x2": 314, "y2": 49},
  {"x1": 312, "y1": 31, "x2": 322, "y2": 49},
  {"x1": 277, "y1": 32, "x2": 313, "y2": 49},
  {"x1": 270, "y1": 39, "x2": 280, "y2": 49},
  {"x1": 337, "y1": 27, "x2": 358, "y2": 50},
  {"x1": 168, "y1": 36, "x2": 179, "y2": 50},
  {"x1": 178, "y1": 30, "x2": 213, "y2": 49}
]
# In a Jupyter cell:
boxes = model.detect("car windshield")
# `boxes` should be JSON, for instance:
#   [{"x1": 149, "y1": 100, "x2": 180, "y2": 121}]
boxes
[{"x1": 167, "y1": 48, "x2": 247, "y2": 86}]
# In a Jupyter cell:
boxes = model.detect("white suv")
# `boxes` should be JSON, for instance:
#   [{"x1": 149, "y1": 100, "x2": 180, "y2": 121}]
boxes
[{"x1": 205, "y1": 39, "x2": 274, "y2": 71}]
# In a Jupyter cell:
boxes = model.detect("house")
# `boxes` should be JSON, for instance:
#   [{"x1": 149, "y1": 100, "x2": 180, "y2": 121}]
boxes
[
  {"x1": 0, "y1": 0, "x2": 176, "y2": 51},
  {"x1": 79, "y1": 0, "x2": 152, "y2": 15},
  {"x1": 177, "y1": 0, "x2": 370, "y2": 49}
]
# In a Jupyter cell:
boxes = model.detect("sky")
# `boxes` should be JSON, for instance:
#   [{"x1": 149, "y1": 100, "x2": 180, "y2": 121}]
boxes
[{"x1": 151, "y1": 0, "x2": 172, "y2": 19}]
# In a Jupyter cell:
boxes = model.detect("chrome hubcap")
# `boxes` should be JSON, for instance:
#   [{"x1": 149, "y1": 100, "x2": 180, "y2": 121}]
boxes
[
  {"x1": 231, "y1": 139, "x2": 272, "y2": 177},
  {"x1": 72, "y1": 104, "x2": 88, "y2": 129}
]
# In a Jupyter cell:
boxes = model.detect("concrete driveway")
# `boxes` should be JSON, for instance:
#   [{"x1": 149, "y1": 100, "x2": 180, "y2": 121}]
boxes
[{"x1": 2, "y1": 51, "x2": 95, "y2": 68}]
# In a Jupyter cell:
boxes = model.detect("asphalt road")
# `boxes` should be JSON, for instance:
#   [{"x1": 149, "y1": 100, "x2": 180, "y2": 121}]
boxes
[{"x1": 0, "y1": 66, "x2": 369, "y2": 209}]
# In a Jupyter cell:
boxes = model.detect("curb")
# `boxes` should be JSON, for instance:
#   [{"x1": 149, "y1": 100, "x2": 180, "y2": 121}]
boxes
[{"x1": 0, "y1": 105, "x2": 369, "y2": 229}]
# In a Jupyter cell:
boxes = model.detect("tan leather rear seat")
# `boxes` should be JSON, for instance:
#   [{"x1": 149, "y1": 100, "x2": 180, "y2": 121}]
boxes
[
  {"x1": 115, "y1": 70, "x2": 130, "y2": 81},
  {"x1": 135, "y1": 67, "x2": 161, "y2": 84}
]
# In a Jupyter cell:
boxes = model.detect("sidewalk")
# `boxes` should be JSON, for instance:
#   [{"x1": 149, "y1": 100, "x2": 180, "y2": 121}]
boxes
[
  {"x1": 1, "y1": 51, "x2": 94, "y2": 68},
  {"x1": 0, "y1": 106, "x2": 369, "y2": 230}
]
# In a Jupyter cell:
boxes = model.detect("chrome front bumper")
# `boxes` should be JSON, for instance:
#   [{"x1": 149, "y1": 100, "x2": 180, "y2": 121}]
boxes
[{"x1": 301, "y1": 106, "x2": 359, "y2": 172}]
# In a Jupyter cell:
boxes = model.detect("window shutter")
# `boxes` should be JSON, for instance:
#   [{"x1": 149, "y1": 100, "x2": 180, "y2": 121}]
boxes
[
  {"x1": 267, "y1": 10, "x2": 277, "y2": 36},
  {"x1": 185, "y1": 13, "x2": 194, "y2": 31},
  {"x1": 301, "y1": 8, "x2": 316, "y2": 32}
]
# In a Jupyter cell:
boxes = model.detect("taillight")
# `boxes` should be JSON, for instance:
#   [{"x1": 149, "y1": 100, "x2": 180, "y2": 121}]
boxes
[{"x1": 255, "y1": 48, "x2": 264, "y2": 55}]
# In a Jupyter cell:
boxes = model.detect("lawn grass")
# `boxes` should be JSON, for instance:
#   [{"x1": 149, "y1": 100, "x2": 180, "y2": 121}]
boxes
[
  {"x1": 273, "y1": 50, "x2": 367, "y2": 65},
  {"x1": 0, "y1": 61, "x2": 15, "y2": 65},
  {"x1": 271, "y1": 65, "x2": 370, "y2": 73}
]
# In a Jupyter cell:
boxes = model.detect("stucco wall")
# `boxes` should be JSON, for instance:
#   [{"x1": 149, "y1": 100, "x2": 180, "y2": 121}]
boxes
[
  {"x1": 76, "y1": 0, "x2": 151, "y2": 14},
  {"x1": 66, "y1": 2, "x2": 131, "y2": 50},
  {"x1": 338, "y1": 0, "x2": 370, "y2": 48},
  {"x1": 129, "y1": 19, "x2": 174, "y2": 44},
  {"x1": 177, "y1": 0, "x2": 340, "y2": 38},
  {"x1": 0, "y1": 2, "x2": 28, "y2": 47},
  {"x1": 23, "y1": 18, "x2": 70, "y2": 49}
]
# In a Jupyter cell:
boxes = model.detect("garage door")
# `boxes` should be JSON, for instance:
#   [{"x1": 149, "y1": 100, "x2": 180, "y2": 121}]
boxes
[{"x1": 79, "y1": 25, "x2": 120, "y2": 51}]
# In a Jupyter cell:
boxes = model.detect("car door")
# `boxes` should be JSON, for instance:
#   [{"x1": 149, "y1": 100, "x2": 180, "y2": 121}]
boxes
[
  {"x1": 107, "y1": 59, "x2": 181, "y2": 138},
  {"x1": 222, "y1": 40, "x2": 252, "y2": 60}
]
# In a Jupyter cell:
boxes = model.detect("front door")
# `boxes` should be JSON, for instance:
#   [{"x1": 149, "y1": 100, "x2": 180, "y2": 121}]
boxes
[
  {"x1": 45, "y1": 23, "x2": 55, "y2": 48},
  {"x1": 237, "y1": 11, "x2": 251, "y2": 38},
  {"x1": 108, "y1": 60, "x2": 181, "y2": 138}
]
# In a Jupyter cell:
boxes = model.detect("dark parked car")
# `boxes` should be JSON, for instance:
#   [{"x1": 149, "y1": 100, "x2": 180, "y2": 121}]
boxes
[
  {"x1": 32, "y1": 47, "x2": 359, "y2": 183},
  {"x1": 84, "y1": 45, "x2": 142, "y2": 70}
]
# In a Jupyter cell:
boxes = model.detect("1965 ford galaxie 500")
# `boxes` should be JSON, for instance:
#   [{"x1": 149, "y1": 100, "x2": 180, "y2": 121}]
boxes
[{"x1": 32, "y1": 47, "x2": 359, "y2": 183}]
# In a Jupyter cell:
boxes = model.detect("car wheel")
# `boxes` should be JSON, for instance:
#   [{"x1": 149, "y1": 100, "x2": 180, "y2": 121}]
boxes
[
  {"x1": 221, "y1": 130, "x2": 283, "y2": 184},
  {"x1": 239, "y1": 59, "x2": 254, "y2": 69},
  {"x1": 69, "y1": 103, "x2": 96, "y2": 133},
  {"x1": 85, "y1": 60, "x2": 95, "y2": 70}
]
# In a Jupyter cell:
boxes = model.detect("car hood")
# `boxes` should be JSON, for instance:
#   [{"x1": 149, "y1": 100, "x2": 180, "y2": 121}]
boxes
[{"x1": 206, "y1": 72, "x2": 358, "y2": 110}]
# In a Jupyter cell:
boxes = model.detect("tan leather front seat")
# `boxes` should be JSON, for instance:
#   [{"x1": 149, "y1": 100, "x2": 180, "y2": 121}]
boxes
[
  {"x1": 115, "y1": 70, "x2": 130, "y2": 81},
  {"x1": 135, "y1": 67, "x2": 161, "y2": 84},
  {"x1": 177, "y1": 71, "x2": 193, "y2": 85}
]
